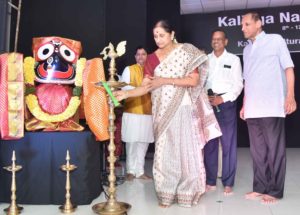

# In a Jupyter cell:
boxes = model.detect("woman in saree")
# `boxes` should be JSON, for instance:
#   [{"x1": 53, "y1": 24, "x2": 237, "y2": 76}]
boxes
[{"x1": 114, "y1": 20, "x2": 221, "y2": 207}]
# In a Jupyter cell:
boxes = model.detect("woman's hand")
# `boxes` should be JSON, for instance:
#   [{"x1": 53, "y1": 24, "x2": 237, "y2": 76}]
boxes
[
  {"x1": 141, "y1": 77, "x2": 152, "y2": 92},
  {"x1": 148, "y1": 76, "x2": 164, "y2": 91},
  {"x1": 113, "y1": 90, "x2": 128, "y2": 101},
  {"x1": 113, "y1": 79, "x2": 150, "y2": 100}
]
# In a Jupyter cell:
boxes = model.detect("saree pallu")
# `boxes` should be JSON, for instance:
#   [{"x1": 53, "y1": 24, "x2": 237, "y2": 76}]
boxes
[{"x1": 151, "y1": 43, "x2": 221, "y2": 206}]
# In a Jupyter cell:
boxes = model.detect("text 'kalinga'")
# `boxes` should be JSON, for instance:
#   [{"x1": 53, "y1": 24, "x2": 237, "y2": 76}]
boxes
[{"x1": 218, "y1": 12, "x2": 300, "y2": 27}]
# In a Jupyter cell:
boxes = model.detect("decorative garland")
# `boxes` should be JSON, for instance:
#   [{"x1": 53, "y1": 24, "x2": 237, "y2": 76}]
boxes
[
  {"x1": 24, "y1": 57, "x2": 86, "y2": 122},
  {"x1": 24, "y1": 57, "x2": 36, "y2": 85}
]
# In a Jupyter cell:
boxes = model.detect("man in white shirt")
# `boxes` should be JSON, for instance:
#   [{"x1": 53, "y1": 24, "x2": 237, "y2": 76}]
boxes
[
  {"x1": 204, "y1": 29, "x2": 243, "y2": 195},
  {"x1": 241, "y1": 12, "x2": 297, "y2": 204},
  {"x1": 121, "y1": 46, "x2": 154, "y2": 181}
]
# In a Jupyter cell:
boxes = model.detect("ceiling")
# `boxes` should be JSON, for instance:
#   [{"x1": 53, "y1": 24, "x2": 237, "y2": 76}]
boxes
[{"x1": 181, "y1": 0, "x2": 300, "y2": 14}]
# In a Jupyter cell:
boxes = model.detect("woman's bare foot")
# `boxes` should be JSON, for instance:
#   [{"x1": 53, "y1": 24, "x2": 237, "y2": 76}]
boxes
[
  {"x1": 245, "y1": 192, "x2": 263, "y2": 200},
  {"x1": 136, "y1": 174, "x2": 152, "y2": 180},
  {"x1": 206, "y1": 185, "x2": 217, "y2": 192},
  {"x1": 125, "y1": 173, "x2": 135, "y2": 181},
  {"x1": 158, "y1": 203, "x2": 170, "y2": 208},
  {"x1": 224, "y1": 186, "x2": 233, "y2": 196},
  {"x1": 261, "y1": 194, "x2": 278, "y2": 205}
]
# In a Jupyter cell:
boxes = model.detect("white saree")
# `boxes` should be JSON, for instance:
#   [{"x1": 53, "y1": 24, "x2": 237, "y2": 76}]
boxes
[{"x1": 151, "y1": 43, "x2": 221, "y2": 207}]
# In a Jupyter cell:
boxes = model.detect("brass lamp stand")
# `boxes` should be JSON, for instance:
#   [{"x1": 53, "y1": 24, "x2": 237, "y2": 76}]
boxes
[
  {"x1": 3, "y1": 151, "x2": 23, "y2": 215},
  {"x1": 92, "y1": 41, "x2": 131, "y2": 215},
  {"x1": 59, "y1": 150, "x2": 77, "y2": 213}
]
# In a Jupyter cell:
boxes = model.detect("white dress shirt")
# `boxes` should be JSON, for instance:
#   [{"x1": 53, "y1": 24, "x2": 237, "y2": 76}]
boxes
[
  {"x1": 120, "y1": 66, "x2": 135, "y2": 90},
  {"x1": 243, "y1": 31, "x2": 294, "y2": 118},
  {"x1": 206, "y1": 49, "x2": 243, "y2": 103}
]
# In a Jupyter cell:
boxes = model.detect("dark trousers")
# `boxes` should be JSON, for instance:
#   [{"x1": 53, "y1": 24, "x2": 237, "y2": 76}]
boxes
[
  {"x1": 204, "y1": 101, "x2": 237, "y2": 187},
  {"x1": 246, "y1": 117, "x2": 286, "y2": 198}
]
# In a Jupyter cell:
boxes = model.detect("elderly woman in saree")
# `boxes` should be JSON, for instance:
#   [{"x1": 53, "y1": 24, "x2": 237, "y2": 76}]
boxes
[{"x1": 114, "y1": 20, "x2": 221, "y2": 207}]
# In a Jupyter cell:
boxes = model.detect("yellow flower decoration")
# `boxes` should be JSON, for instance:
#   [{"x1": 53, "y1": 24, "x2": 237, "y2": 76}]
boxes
[
  {"x1": 24, "y1": 57, "x2": 86, "y2": 122},
  {"x1": 75, "y1": 58, "x2": 86, "y2": 87},
  {"x1": 26, "y1": 95, "x2": 81, "y2": 122},
  {"x1": 24, "y1": 57, "x2": 35, "y2": 85}
]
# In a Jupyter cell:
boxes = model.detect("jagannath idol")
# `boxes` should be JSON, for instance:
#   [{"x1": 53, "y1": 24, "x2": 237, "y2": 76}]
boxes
[{"x1": 22, "y1": 36, "x2": 109, "y2": 139}]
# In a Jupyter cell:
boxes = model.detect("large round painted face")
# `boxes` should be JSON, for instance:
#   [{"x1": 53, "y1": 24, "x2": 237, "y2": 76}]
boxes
[
  {"x1": 34, "y1": 38, "x2": 79, "y2": 84},
  {"x1": 135, "y1": 48, "x2": 147, "y2": 66},
  {"x1": 241, "y1": 14, "x2": 262, "y2": 41},
  {"x1": 153, "y1": 27, "x2": 173, "y2": 49}
]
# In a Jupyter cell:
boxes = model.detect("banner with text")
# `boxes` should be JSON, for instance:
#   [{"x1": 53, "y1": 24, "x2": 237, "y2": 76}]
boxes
[{"x1": 182, "y1": 6, "x2": 300, "y2": 55}]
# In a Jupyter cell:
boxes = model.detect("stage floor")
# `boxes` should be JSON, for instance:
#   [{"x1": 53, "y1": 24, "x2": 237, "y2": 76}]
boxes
[{"x1": 0, "y1": 148, "x2": 299, "y2": 215}]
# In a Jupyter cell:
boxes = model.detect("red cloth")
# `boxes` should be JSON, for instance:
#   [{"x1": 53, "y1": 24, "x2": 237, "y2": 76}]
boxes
[
  {"x1": 0, "y1": 53, "x2": 24, "y2": 139},
  {"x1": 36, "y1": 84, "x2": 72, "y2": 114},
  {"x1": 144, "y1": 53, "x2": 198, "y2": 76},
  {"x1": 144, "y1": 53, "x2": 160, "y2": 77},
  {"x1": 114, "y1": 111, "x2": 123, "y2": 157}
]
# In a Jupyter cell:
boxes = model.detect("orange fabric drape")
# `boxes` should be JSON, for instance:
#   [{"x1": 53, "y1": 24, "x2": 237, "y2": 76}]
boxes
[{"x1": 83, "y1": 58, "x2": 109, "y2": 141}]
